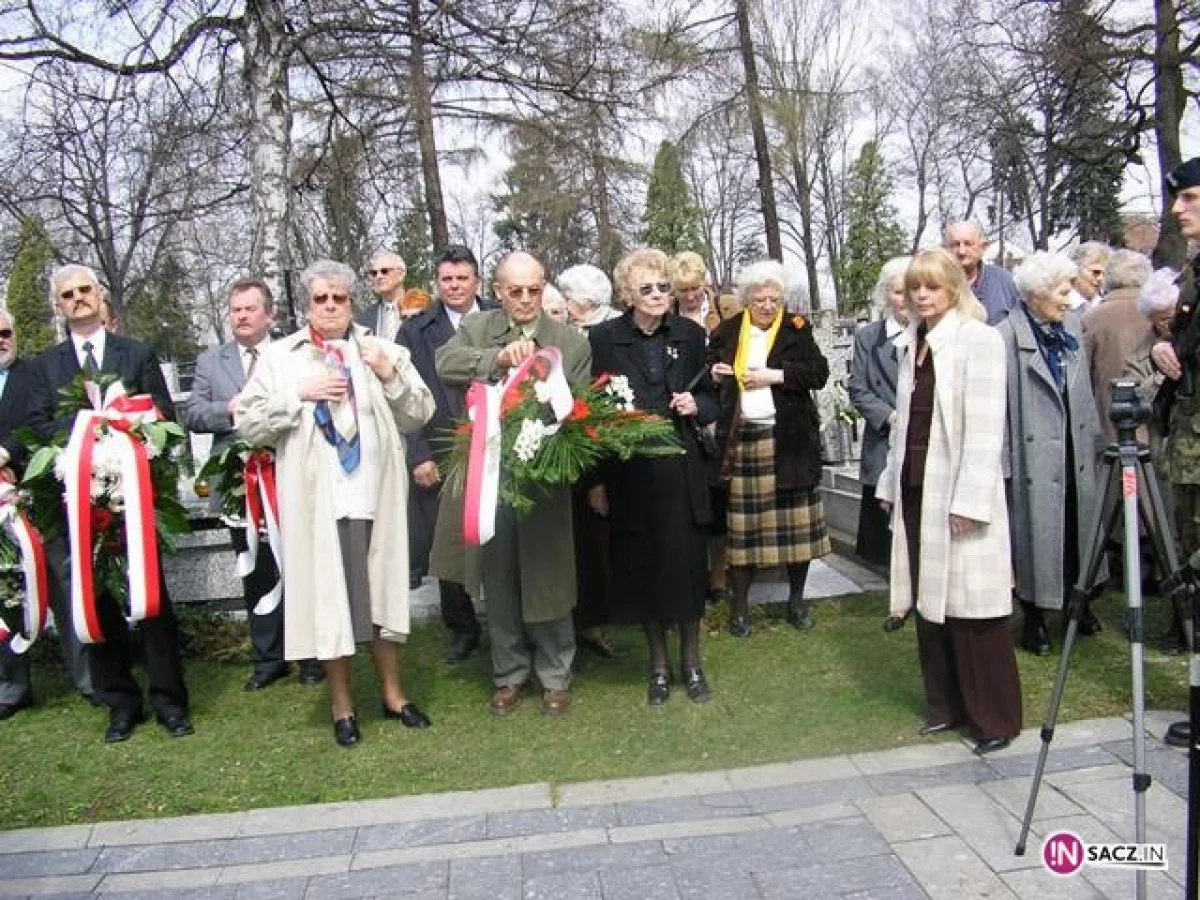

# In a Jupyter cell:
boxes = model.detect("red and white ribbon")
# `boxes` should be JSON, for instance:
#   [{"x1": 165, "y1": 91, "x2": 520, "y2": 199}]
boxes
[
  {"x1": 462, "y1": 347, "x2": 574, "y2": 546},
  {"x1": 61, "y1": 381, "x2": 162, "y2": 644},
  {"x1": 0, "y1": 484, "x2": 49, "y2": 654},
  {"x1": 237, "y1": 450, "x2": 283, "y2": 615}
]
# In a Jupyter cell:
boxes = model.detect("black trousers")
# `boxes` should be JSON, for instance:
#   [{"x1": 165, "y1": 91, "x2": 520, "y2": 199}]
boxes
[
  {"x1": 409, "y1": 481, "x2": 440, "y2": 581},
  {"x1": 89, "y1": 572, "x2": 189, "y2": 719},
  {"x1": 230, "y1": 528, "x2": 285, "y2": 674}
]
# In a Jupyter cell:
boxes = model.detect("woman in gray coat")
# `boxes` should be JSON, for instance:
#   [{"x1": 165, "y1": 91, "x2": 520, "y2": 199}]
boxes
[{"x1": 997, "y1": 252, "x2": 1104, "y2": 656}]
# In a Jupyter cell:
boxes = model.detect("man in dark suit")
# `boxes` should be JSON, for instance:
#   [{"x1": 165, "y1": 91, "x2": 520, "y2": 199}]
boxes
[
  {"x1": 846, "y1": 258, "x2": 908, "y2": 569},
  {"x1": 397, "y1": 245, "x2": 493, "y2": 661},
  {"x1": 28, "y1": 264, "x2": 192, "y2": 742},
  {"x1": 0, "y1": 310, "x2": 95, "y2": 719},
  {"x1": 357, "y1": 250, "x2": 408, "y2": 344},
  {"x1": 182, "y1": 278, "x2": 323, "y2": 691}
]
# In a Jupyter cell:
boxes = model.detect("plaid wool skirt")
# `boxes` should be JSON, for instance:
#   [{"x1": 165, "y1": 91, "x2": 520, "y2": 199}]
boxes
[{"x1": 727, "y1": 421, "x2": 831, "y2": 568}]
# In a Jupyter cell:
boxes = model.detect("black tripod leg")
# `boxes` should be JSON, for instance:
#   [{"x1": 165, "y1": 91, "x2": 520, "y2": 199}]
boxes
[
  {"x1": 1188, "y1": 589, "x2": 1199, "y2": 900},
  {"x1": 1015, "y1": 451, "x2": 1123, "y2": 856}
]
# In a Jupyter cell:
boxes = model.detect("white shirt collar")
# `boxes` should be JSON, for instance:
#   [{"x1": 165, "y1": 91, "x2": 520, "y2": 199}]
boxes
[
  {"x1": 446, "y1": 302, "x2": 478, "y2": 330},
  {"x1": 885, "y1": 316, "x2": 905, "y2": 339}
]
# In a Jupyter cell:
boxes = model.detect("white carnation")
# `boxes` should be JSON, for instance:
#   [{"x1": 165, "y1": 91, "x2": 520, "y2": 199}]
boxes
[
  {"x1": 605, "y1": 375, "x2": 636, "y2": 411},
  {"x1": 91, "y1": 434, "x2": 125, "y2": 479},
  {"x1": 53, "y1": 451, "x2": 68, "y2": 483},
  {"x1": 533, "y1": 380, "x2": 553, "y2": 404},
  {"x1": 513, "y1": 418, "x2": 547, "y2": 462}
]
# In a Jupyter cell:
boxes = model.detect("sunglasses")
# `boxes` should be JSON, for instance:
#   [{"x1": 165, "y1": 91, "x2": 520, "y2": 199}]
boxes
[
  {"x1": 60, "y1": 284, "x2": 95, "y2": 301},
  {"x1": 0, "y1": 329, "x2": 12, "y2": 339},
  {"x1": 503, "y1": 285, "x2": 544, "y2": 300},
  {"x1": 312, "y1": 293, "x2": 350, "y2": 304},
  {"x1": 637, "y1": 282, "x2": 672, "y2": 297},
  {"x1": 369, "y1": 267, "x2": 398, "y2": 276}
]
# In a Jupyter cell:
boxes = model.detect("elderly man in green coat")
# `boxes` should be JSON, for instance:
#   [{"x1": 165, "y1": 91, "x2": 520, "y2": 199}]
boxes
[{"x1": 436, "y1": 251, "x2": 592, "y2": 718}]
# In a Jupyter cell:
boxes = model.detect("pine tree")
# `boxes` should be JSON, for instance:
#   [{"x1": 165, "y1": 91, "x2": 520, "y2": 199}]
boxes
[
  {"x1": 837, "y1": 142, "x2": 907, "y2": 318},
  {"x1": 123, "y1": 255, "x2": 201, "y2": 364},
  {"x1": 641, "y1": 141, "x2": 705, "y2": 255},
  {"x1": 3, "y1": 216, "x2": 57, "y2": 356},
  {"x1": 395, "y1": 196, "x2": 434, "y2": 292}
]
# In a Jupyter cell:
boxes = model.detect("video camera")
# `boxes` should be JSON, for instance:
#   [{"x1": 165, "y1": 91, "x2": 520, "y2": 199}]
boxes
[{"x1": 1108, "y1": 378, "x2": 1151, "y2": 434}]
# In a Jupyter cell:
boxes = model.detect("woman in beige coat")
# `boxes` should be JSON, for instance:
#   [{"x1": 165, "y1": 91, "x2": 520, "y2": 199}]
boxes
[
  {"x1": 236, "y1": 260, "x2": 435, "y2": 748},
  {"x1": 876, "y1": 249, "x2": 1022, "y2": 756}
]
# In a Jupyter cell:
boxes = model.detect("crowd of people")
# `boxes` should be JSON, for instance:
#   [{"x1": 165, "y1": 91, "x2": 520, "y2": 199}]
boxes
[{"x1": 2, "y1": 157, "x2": 1199, "y2": 757}]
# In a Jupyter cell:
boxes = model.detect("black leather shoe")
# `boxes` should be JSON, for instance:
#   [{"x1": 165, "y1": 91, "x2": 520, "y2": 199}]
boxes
[
  {"x1": 445, "y1": 631, "x2": 481, "y2": 662},
  {"x1": 244, "y1": 666, "x2": 290, "y2": 692},
  {"x1": 333, "y1": 716, "x2": 360, "y2": 748},
  {"x1": 974, "y1": 736, "x2": 1013, "y2": 755},
  {"x1": 409, "y1": 572, "x2": 424, "y2": 590},
  {"x1": 382, "y1": 702, "x2": 431, "y2": 729},
  {"x1": 157, "y1": 714, "x2": 195, "y2": 738},
  {"x1": 728, "y1": 616, "x2": 751, "y2": 638},
  {"x1": 647, "y1": 672, "x2": 670, "y2": 706},
  {"x1": 1021, "y1": 610, "x2": 1051, "y2": 656},
  {"x1": 0, "y1": 695, "x2": 33, "y2": 721},
  {"x1": 104, "y1": 710, "x2": 145, "y2": 744},
  {"x1": 1077, "y1": 606, "x2": 1103, "y2": 637},
  {"x1": 298, "y1": 661, "x2": 326, "y2": 686},
  {"x1": 1165, "y1": 721, "x2": 1191, "y2": 748},
  {"x1": 918, "y1": 722, "x2": 954, "y2": 736},
  {"x1": 786, "y1": 605, "x2": 814, "y2": 631},
  {"x1": 682, "y1": 668, "x2": 712, "y2": 704}
]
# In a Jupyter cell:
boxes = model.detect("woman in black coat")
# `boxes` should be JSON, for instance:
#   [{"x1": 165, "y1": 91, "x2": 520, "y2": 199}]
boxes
[
  {"x1": 709, "y1": 261, "x2": 831, "y2": 636},
  {"x1": 588, "y1": 248, "x2": 720, "y2": 705}
]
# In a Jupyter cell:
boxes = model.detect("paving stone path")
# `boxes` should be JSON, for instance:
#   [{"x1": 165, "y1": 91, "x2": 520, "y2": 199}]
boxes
[{"x1": 0, "y1": 712, "x2": 1193, "y2": 899}]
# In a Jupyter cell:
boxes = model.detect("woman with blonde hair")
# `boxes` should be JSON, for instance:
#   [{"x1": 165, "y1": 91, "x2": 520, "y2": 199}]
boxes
[
  {"x1": 669, "y1": 251, "x2": 710, "y2": 328},
  {"x1": 876, "y1": 249, "x2": 1021, "y2": 755}
]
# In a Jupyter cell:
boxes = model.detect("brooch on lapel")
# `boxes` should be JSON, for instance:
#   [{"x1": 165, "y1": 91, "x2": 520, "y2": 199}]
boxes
[
  {"x1": 791, "y1": 314, "x2": 807, "y2": 329},
  {"x1": 666, "y1": 346, "x2": 679, "y2": 361}
]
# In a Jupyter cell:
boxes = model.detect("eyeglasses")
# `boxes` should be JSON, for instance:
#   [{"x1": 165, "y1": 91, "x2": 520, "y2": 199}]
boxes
[
  {"x1": 503, "y1": 285, "x2": 544, "y2": 300},
  {"x1": 312, "y1": 293, "x2": 350, "y2": 305},
  {"x1": 60, "y1": 284, "x2": 95, "y2": 301},
  {"x1": 369, "y1": 267, "x2": 398, "y2": 277},
  {"x1": 637, "y1": 282, "x2": 672, "y2": 297},
  {"x1": 0, "y1": 329, "x2": 12, "y2": 339}
]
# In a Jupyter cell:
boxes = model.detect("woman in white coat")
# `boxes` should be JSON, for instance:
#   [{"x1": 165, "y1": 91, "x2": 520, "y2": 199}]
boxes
[
  {"x1": 876, "y1": 249, "x2": 1022, "y2": 756},
  {"x1": 236, "y1": 260, "x2": 436, "y2": 748}
]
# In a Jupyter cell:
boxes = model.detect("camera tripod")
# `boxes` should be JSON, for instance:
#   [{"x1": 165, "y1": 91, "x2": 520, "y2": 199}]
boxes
[{"x1": 1013, "y1": 420, "x2": 1197, "y2": 900}]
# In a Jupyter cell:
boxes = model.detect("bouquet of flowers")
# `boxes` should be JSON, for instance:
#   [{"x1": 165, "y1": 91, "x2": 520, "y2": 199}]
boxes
[
  {"x1": 19, "y1": 372, "x2": 190, "y2": 639},
  {"x1": 196, "y1": 440, "x2": 275, "y2": 527},
  {"x1": 0, "y1": 480, "x2": 49, "y2": 653},
  {"x1": 444, "y1": 366, "x2": 681, "y2": 519}
]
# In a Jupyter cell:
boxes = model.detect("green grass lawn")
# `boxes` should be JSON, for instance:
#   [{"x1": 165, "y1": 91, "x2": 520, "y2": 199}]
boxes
[{"x1": 0, "y1": 590, "x2": 1189, "y2": 830}]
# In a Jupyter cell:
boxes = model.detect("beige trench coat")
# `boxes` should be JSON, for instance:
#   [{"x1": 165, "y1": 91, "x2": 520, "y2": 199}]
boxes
[
  {"x1": 876, "y1": 309, "x2": 1012, "y2": 624},
  {"x1": 235, "y1": 325, "x2": 435, "y2": 660}
]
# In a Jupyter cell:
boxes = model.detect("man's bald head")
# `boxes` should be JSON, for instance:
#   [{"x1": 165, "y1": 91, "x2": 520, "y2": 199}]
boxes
[
  {"x1": 494, "y1": 251, "x2": 547, "y2": 325},
  {"x1": 943, "y1": 221, "x2": 987, "y2": 279}
]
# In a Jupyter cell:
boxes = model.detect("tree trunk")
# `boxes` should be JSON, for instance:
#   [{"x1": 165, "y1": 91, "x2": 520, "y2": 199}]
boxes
[
  {"x1": 409, "y1": 0, "x2": 449, "y2": 250},
  {"x1": 735, "y1": 0, "x2": 782, "y2": 260},
  {"x1": 789, "y1": 149, "x2": 822, "y2": 310},
  {"x1": 241, "y1": 0, "x2": 295, "y2": 326},
  {"x1": 1152, "y1": 0, "x2": 1185, "y2": 268}
]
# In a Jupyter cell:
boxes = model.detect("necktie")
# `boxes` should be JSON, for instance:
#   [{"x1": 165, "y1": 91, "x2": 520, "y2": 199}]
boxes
[
  {"x1": 309, "y1": 331, "x2": 361, "y2": 473},
  {"x1": 245, "y1": 346, "x2": 259, "y2": 381},
  {"x1": 81, "y1": 341, "x2": 99, "y2": 376}
]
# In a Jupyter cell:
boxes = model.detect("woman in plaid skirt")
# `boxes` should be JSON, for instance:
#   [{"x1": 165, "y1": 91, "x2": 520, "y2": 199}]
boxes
[{"x1": 709, "y1": 261, "x2": 832, "y2": 637}]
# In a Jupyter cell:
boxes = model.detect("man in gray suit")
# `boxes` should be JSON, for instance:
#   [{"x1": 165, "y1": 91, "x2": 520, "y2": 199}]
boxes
[
  {"x1": 847, "y1": 257, "x2": 909, "y2": 569},
  {"x1": 183, "y1": 278, "x2": 322, "y2": 690}
]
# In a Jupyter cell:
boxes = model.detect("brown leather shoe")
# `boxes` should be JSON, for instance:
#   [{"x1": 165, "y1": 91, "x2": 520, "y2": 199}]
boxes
[
  {"x1": 488, "y1": 685, "x2": 523, "y2": 716},
  {"x1": 542, "y1": 688, "x2": 571, "y2": 717}
]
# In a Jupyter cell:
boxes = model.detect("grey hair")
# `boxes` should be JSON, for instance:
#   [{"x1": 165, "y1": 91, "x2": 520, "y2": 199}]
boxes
[
  {"x1": 541, "y1": 283, "x2": 565, "y2": 310},
  {"x1": 299, "y1": 260, "x2": 357, "y2": 308},
  {"x1": 1137, "y1": 268, "x2": 1181, "y2": 317},
  {"x1": 1012, "y1": 251, "x2": 1077, "y2": 301},
  {"x1": 1069, "y1": 241, "x2": 1113, "y2": 269},
  {"x1": 48, "y1": 264, "x2": 102, "y2": 305},
  {"x1": 942, "y1": 220, "x2": 986, "y2": 244},
  {"x1": 871, "y1": 256, "x2": 913, "y2": 314},
  {"x1": 735, "y1": 260, "x2": 789, "y2": 303},
  {"x1": 557, "y1": 264, "x2": 613, "y2": 309},
  {"x1": 369, "y1": 249, "x2": 406, "y2": 273},
  {"x1": 1104, "y1": 249, "x2": 1152, "y2": 292}
]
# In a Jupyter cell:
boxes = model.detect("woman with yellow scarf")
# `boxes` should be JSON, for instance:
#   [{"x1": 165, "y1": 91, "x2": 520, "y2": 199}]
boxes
[{"x1": 709, "y1": 261, "x2": 832, "y2": 637}]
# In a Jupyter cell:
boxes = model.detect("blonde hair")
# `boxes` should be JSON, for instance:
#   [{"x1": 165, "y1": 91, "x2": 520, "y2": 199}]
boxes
[
  {"x1": 613, "y1": 247, "x2": 670, "y2": 308},
  {"x1": 668, "y1": 251, "x2": 707, "y2": 288},
  {"x1": 904, "y1": 249, "x2": 986, "y2": 323}
]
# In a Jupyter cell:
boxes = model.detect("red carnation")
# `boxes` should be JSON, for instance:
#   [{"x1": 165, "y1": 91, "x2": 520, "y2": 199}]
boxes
[
  {"x1": 570, "y1": 399, "x2": 591, "y2": 421},
  {"x1": 91, "y1": 507, "x2": 115, "y2": 532},
  {"x1": 585, "y1": 426, "x2": 600, "y2": 441},
  {"x1": 591, "y1": 372, "x2": 611, "y2": 389}
]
